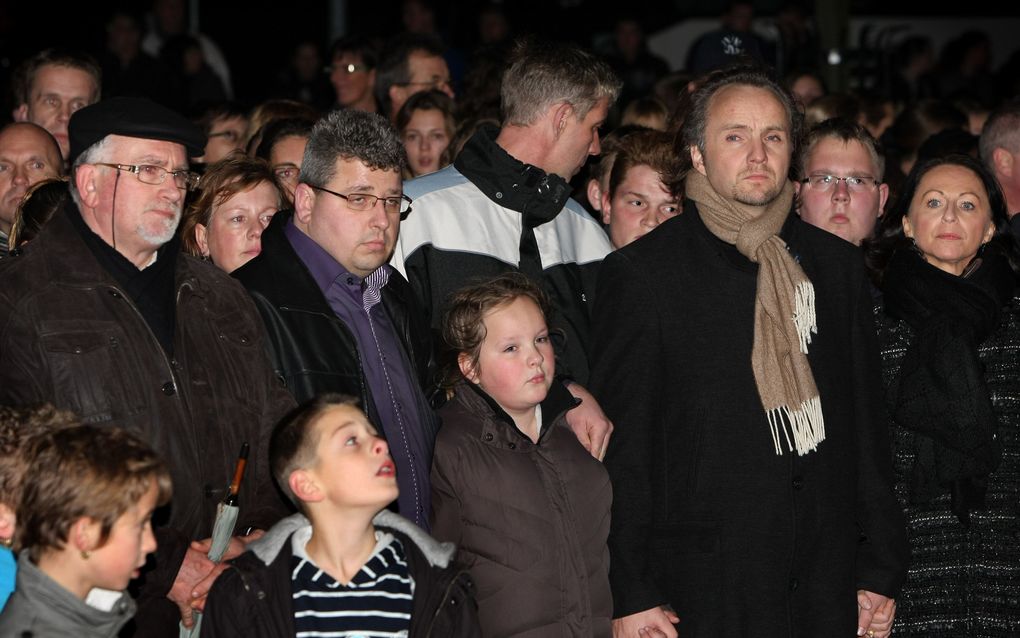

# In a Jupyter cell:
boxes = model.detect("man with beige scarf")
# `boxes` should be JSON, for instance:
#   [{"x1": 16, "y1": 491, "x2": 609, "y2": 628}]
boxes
[{"x1": 589, "y1": 66, "x2": 909, "y2": 638}]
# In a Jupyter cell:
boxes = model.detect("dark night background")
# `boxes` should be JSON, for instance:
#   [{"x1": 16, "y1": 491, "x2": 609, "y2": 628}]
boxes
[{"x1": 1, "y1": 1, "x2": 1017, "y2": 108}]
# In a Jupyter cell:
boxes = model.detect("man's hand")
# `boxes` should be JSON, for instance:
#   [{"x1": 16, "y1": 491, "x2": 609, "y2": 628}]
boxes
[
  {"x1": 167, "y1": 546, "x2": 217, "y2": 628},
  {"x1": 563, "y1": 381, "x2": 614, "y2": 460},
  {"x1": 612, "y1": 607, "x2": 680, "y2": 638},
  {"x1": 189, "y1": 529, "x2": 265, "y2": 563},
  {"x1": 857, "y1": 589, "x2": 896, "y2": 638}
]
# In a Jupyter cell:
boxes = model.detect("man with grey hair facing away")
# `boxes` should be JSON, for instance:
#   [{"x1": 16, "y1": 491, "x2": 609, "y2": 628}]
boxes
[
  {"x1": 979, "y1": 99, "x2": 1020, "y2": 236},
  {"x1": 392, "y1": 38, "x2": 621, "y2": 459},
  {"x1": 233, "y1": 109, "x2": 439, "y2": 532}
]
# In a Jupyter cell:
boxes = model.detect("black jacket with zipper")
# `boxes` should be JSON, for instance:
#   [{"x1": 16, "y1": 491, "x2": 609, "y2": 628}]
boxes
[
  {"x1": 232, "y1": 209, "x2": 440, "y2": 420},
  {"x1": 200, "y1": 511, "x2": 481, "y2": 638}
]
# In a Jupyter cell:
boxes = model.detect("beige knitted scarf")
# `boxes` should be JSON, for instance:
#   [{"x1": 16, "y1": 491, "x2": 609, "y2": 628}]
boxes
[{"x1": 686, "y1": 170, "x2": 825, "y2": 456}]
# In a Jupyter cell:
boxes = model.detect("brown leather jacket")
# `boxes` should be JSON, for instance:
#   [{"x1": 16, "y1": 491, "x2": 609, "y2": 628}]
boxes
[
  {"x1": 431, "y1": 382, "x2": 613, "y2": 637},
  {"x1": 0, "y1": 206, "x2": 295, "y2": 620}
]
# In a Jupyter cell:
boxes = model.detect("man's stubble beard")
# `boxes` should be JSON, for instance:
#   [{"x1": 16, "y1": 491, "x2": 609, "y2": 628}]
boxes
[{"x1": 732, "y1": 180, "x2": 784, "y2": 207}]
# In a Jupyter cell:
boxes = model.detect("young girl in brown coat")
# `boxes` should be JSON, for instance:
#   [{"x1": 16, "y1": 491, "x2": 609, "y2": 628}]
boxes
[{"x1": 431, "y1": 273, "x2": 613, "y2": 637}]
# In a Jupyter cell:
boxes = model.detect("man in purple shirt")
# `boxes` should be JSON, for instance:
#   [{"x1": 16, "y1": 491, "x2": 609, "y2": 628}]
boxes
[{"x1": 233, "y1": 109, "x2": 437, "y2": 529}]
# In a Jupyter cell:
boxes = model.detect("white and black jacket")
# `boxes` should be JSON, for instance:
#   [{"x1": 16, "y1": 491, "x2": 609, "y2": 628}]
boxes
[{"x1": 392, "y1": 125, "x2": 612, "y2": 385}]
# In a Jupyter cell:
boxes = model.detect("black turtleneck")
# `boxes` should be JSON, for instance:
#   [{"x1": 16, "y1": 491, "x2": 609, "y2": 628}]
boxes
[{"x1": 65, "y1": 202, "x2": 179, "y2": 355}]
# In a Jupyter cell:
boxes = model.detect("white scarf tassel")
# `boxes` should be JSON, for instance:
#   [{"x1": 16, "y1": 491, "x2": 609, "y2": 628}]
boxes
[
  {"x1": 767, "y1": 395, "x2": 826, "y2": 456},
  {"x1": 793, "y1": 280, "x2": 817, "y2": 354}
]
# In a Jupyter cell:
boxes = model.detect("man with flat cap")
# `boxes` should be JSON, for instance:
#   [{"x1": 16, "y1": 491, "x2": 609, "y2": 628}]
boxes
[{"x1": 0, "y1": 97, "x2": 295, "y2": 636}]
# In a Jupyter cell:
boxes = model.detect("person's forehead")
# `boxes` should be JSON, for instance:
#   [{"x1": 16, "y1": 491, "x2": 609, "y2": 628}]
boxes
[
  {"x1": 330, "y1": 157, "x2": 401, "y2": 189},
  {"x1": 807, "y1": 137, "x2": 876, "y2": 173},
  {"x1": 334, "y1": 50, "x2": 364, "y2": 64},
  {"x1": 408, "y1": 51, "x2": 447, "y2": 77},
  {"x1": 270, "y1": 135, "x2": 307, "y2": 160},
  {"x1": 407, "y1": 108, "x2": 446, "y2": 127},
  {"x1": 620, "y1": 163, "x2": 668, "y2": 189},
  {"x1": 213, "y1": 115, "x2": 246, "y2": 129},
  {"x1": 707, "y1": 84, "x2": 788, "y2": 128},
  {"x1": 0, "y1": 125, "x2": 61, "y2": 162},
  {"x1": 313, "y1": 404, "x2": 372, "y2": 442},
  {"x1": 32, "y1": 64, "x2": 97, "y2": 97}
]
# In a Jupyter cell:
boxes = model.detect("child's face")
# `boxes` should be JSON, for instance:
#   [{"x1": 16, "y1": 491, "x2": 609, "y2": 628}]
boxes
[
  {"x1": 87, "y1": 479, "x2": 159, "y2": 591},
  {"x1": 462, "y1": 296, "x2": 555, "y2": 418},
  {"x1": 601, "y1": 163, "x2": 680, "y2": 249},
  {"x1": 307, "y1": 405, "x2": 399, "y2": 510}
]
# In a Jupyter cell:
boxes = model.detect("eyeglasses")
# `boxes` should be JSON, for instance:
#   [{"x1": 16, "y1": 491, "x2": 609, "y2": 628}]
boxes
[
  {"x1": 308, "y1": 184, "x2": 412, "y2": 216},
  {"x1": 800, "y1": 174, "x2": 880, "y2": 193},
  {"x1": 95, "y1": 163, "x2": 200, "y2": 191},
  {"x1": 328, "y1": 63, "x2": 371, "y2": 75}
]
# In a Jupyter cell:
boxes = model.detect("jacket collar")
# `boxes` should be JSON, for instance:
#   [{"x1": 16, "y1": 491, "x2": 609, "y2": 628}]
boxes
[
  {"x1": 248, "y1": 510, "x2": 457, "y2": 569},
  {"x1": 26, "y1": 200, "x2": 208, "y2": 298},
  {"x1": 457, "y1": 379, "x2": 579, "y2": 446},
  {"x1": 454, "y1": 124, "x2": 572, "y2": 227},
  {"x1": 237, "y1": 210, "x2": 337, "y2": 314},
  {"x1": 12, "y1": 553, "x2": 135, "y2": 637}
]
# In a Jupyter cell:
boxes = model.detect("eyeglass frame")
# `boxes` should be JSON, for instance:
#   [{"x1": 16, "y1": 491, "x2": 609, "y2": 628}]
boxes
[
  {"x1": 799, "y1": 174, "x2": 881, "y2": 192},
  {"x1": 93, "y1": 162, "x2": 201, "y2": 192},
  {"x1": 307, "y1": 184, "x2": 413, "y2": 218}
]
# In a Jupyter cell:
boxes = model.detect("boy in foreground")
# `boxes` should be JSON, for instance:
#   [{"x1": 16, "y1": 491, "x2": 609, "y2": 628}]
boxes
[{"x1": 201, "y1": 394, "x2": 479, "y2": 637}]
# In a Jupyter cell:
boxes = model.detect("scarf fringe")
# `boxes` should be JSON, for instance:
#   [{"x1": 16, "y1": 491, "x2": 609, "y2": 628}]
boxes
[
  {"x1": 767, "y1": 395, "x2": 826, "y2": 456},
  {"x1": 793, "y1": 280, "x2": 817, "y2": 354}
]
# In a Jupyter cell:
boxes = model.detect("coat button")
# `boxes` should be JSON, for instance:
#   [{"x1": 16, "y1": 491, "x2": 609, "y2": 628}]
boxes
[
  {"x1": 484, "y1": 433, "x2": 493, "y2": 441},
  {"x1": 161, "y1": 382, "x2": 176, "y2": 396},
  {"x1": 108, "y1": 290, "x2": 122, "y2": 298},
  {"x1": 789, "y1": 578, "x2": 799, "y2": 591},
  {"x1": 792, "y1": 476, "x2": 804, "y2": 490},
  {"x1": 508, "y1": 442, "x2": 516, "y2": 450}
]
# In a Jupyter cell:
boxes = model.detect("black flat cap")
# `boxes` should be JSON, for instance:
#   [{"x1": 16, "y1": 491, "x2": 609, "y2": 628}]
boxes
[{"x1": 69, "y1": 97, "x2": 206, "y2": 163}]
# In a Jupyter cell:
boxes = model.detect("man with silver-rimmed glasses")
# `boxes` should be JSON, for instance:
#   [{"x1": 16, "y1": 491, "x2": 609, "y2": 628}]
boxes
[
  {"x1": 0, "y1": 96, "x2": 296, "y2": 637},
  {"x1": 233, "y1": 108, "x2": 439, "y2": 532}
]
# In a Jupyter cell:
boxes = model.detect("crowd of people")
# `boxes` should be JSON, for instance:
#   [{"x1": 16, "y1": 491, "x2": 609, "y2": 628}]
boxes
[{"x1": 0, "y1": 2, "x2": 1018, "y2": 638}]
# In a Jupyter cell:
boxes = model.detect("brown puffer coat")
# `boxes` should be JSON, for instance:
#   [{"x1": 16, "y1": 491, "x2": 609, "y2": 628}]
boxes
[{"x1": 431, "y1": 381, "x2": 612, "y2": 637}]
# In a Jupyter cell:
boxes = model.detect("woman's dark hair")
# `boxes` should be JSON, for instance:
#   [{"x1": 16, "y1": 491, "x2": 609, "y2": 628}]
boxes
[{"x1": 864, "y1": 153, "x2": 1019, "y2": 286}]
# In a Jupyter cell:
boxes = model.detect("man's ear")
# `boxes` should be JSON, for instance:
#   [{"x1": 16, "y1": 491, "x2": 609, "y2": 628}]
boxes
[
  {"x1": 458, "y1": 352, "x2": 480, "y2": 384},
  {"x1": 600, "y1": 189, "x2": 613, "y2": 225},
  {"x1": 71, "y1": 516, "x2": 101, "y2": 553},
  {"x1": 75, "y1": 164, "x2": 101, "y2": 209},
  {"x1": 992, "y1": 147, "x2": 1014, "y2": 179},
  {"x1": 690, "y1": 145, "x2": 707, "y2": 176},
  {"x1": 551, "y1": 102, "x2": 574, "y2": 141},
  {"x1": 194, "y1": 223, "x2": 210, "y2": 256},
  {"x1": 586, "y1": 178, "x2": 603, "y2": 213},
  {"x1": 877, "y1": 182, "x2": 890, "y2": 217},
  {"x1": 12, "y1": 104, "x2": 29, "y2": 123},
  {"x1": 792, "y1": 179, "x2": 803, "y2": 210},
  {"x1": 293, "y1": 183, "x2": 316, "y2": 225},
  {"x1": 289, "y1": 469, "x2": 323, "y2": 504}
]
